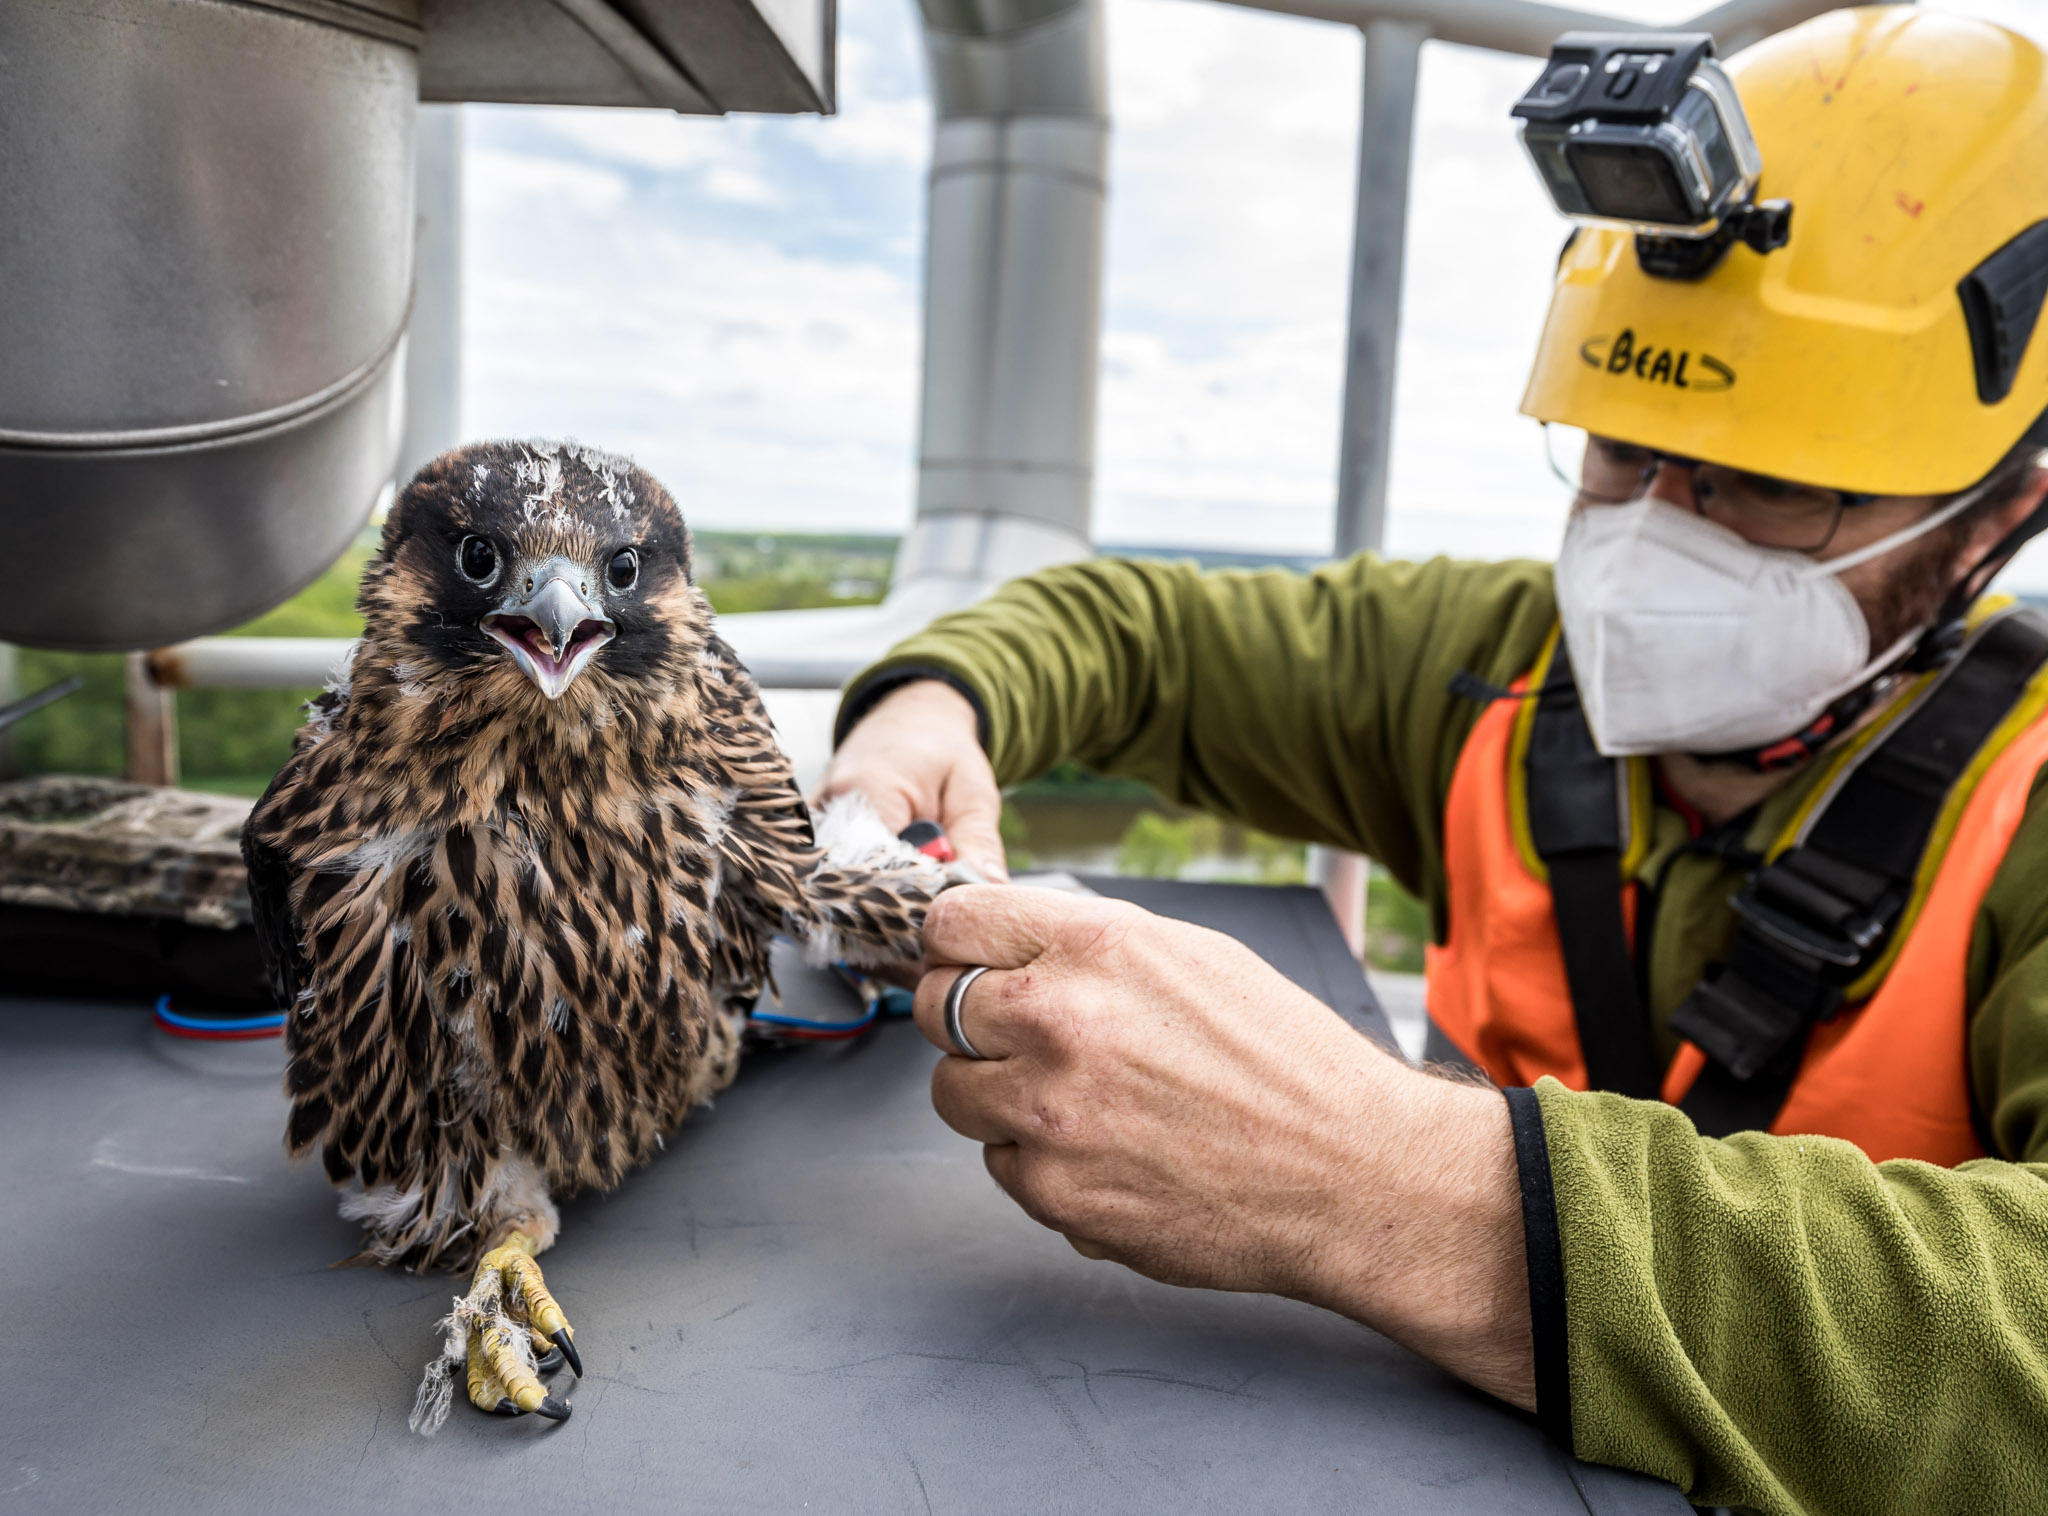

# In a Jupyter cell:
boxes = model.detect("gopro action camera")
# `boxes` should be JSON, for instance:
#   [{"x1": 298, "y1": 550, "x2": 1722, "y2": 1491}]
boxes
[{"x1": 1514, "y1": 33, "x2": 1790, "y2": 279}]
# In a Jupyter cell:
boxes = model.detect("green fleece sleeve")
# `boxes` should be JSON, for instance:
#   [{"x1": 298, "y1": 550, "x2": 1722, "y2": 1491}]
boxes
[
  {"x1": 841, "y1": 554, "x2": 1557, "y2": 906},
  {"x1": 1538, "y1": 787, "x2": 2048, "y2": 1513},
  {"x1": 1538, "y1": 1081, "x2": 2048, "y2": 1513},
  {"x1": 1969, "y1": 771, "x2": 2048, "y2": 1167}
]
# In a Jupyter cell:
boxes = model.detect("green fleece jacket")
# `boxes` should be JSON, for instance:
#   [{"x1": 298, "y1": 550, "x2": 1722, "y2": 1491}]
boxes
[{"x1": 837, "y1": 553, "x2": 2048, "y2": 1515}]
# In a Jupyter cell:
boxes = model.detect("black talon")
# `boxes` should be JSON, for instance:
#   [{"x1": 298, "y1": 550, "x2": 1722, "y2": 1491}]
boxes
[
  {"x1": 552, "y1": 1328, "x2": 584, "y2": 1378},
  {"x1": 537, "y1": 1395, "x2": 572, "y2": 1423},
  {"x1": 535, "y1": 1347, "x2": 565, "y2": 1375},
  {"x1": 493, "y1": 1397, "x2": 523, "y2": 1416}
]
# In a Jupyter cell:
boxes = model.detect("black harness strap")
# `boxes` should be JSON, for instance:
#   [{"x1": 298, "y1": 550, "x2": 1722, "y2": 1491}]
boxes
[
  {"x1": 1525, "y1": 641, "x2": 1664, "y2": 1100},
  {"x1": 1520, "y1": 609, "x2": 2048, "y2": 1135},
  {"x1": 1673, "y1": 607, "x2": 2048, "y2": 1135}
]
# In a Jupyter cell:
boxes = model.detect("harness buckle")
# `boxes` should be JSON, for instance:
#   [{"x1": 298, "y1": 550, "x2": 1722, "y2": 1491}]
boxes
[
  {"x1": 1729, "y1": 849, "x2": 1899, "y2": 973},
  {"x1": 1727, "y1": 890, "x2": 1882, "y2": 971},
  {"x1": 1673, "y1": 852, "x2": 1901, "y2": 1078}
]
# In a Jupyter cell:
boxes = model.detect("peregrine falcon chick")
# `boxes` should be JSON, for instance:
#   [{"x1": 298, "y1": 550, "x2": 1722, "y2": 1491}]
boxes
[{"x1": 241, "y1": 441, "x2": 944, "y2": 1430}]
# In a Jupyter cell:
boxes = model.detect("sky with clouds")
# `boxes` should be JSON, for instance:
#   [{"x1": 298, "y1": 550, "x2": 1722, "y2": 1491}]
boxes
[{"x1": 460, "y1": 0, "x2": 2048, "y2": 578}]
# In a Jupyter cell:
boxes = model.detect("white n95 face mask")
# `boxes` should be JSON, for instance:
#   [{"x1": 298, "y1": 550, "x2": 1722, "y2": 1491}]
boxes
[{"x1": 1553, "y1": 492, "x2": 1983, "y2": 757}]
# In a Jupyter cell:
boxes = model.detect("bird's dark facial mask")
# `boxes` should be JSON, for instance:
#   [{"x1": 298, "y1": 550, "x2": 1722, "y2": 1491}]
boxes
[
  {"x1": 472, "y1": 546, "x2": 617, "y2": 700},
  {"x1": 369, "y1": 442, "x2": 698, "y2": 702}
]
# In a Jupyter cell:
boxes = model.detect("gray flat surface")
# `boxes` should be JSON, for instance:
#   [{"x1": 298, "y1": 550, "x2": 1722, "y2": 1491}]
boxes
[{"x1": 0, "y1": 883, "x2": 1687, "y2": 1514}]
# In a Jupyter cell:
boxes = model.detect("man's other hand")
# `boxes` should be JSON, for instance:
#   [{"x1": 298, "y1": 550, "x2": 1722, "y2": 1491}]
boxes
[
  {"x1": 913, "y1": 884, "x2": 1536, "y2": 1410},
  {"x1": 818, "y1": 680, "x2": 1009, "y2": 882}
]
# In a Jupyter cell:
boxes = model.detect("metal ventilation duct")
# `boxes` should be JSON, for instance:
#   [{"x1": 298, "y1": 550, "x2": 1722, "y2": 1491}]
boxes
[
  {"x1": 0, "y1": 0, "x2": 419, "y2": 652},
  {"x1": 0, "y1": 0, "x2": 834, "y2": 654},
  {"x1": 704, "y1": 0, "x2": 1109, "y2": 730},
  {"x1": 897, "y1": 0, "x2": 1108, "y2": 590}
]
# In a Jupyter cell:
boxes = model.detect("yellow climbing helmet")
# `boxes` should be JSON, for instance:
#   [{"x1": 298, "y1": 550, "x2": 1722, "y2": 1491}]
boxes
[{"x1": 1519, "y1": 5, "x2": 2048, "y2": 497}]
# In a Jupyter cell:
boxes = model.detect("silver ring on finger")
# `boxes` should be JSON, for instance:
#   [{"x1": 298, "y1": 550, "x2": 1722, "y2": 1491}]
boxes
[{"x1": 943, "y1": 965, "x2": 994, "y2": 1060}]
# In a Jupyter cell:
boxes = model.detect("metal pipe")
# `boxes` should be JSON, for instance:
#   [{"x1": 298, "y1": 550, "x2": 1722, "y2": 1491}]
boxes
[
  {"x1": 720, "y1": 0, "x2": 1114, "y2": 694},
  {"x1": 730, "y1": 656, "x2": 869, "y2": 690},
  {"x1": 662, "y1": 0, "x2": 1117, "y2": 740},
  {"x1": 896, "y1": 0, "x2": 1107, "y2": 592},
  {"x1": 0, "y1": 675, "x2": 83, "y2": 734},
  {"x1": 1680, "y1": 0, "x2": 1876, "y2": 53},
  {"x1": 1211, "y1": 0, "x2": 1862, "y2": 60},
  {"x1": 1208, "y1": 0, "x2": 1645, "y2": 58},
  {"x1": 144, "y1": 637, "x2": 864, "y2": 693},
  {"x1": 147, "y1": 639, "x2": 351, "y2": 692},
  {"x1": 1333, "y1": 19, "x2": 1425, "y2": 562},
  {"x1": 0, "y1": 0, "x2": 414, "y2": 651},
  {"x1": 1321, "y1": 16, "x2": 1425, "y2": 959},
  {"x1": 397, "y1": 105, "x2": 465, "y2": 485}
]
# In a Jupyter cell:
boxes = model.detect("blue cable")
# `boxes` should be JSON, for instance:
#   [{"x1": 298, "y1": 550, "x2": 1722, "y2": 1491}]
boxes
[
  {"x1": 749, "y1": 947, "x2": 909, "y2": 1036},
  {"x1": 152, "y1": 975, "x2": 901, "y2": 1038},
  {"x1": 749, "y1": 993, "x2": 881, "y2": 1035},
  {"x1": 154, "y1": 995, "x2": 288, "y2": 1033}
]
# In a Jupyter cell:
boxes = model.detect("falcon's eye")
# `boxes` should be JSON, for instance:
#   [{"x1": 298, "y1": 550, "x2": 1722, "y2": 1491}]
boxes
[
  {"x1": 458, "y1": 535, "x2": 499, "y2": 585},
  {"x1": 607, "y1": 547, "x2": 639, "y2": 591}
]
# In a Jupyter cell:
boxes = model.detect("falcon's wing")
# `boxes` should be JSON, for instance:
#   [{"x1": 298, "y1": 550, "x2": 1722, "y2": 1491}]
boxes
[
  {"x1": 243, "y1": 797, "x2": 308, "y2": 1012},
  {"x1": 241, "y1": 689, "x2": 344, "y2": 1010},
  {"x1": 693, "y1": 634, "x2": 811, "y2": 1009},
  {"x1": 697, "y1": 632, "x2": 816, "y2": 871},
  {"x1": 243, "y1": 684, "x2": 353, "y2": 1009},
  {"x1": 696, "y1": 635, "x2": 938, "y2": 970},
  {"x1": 245, "y1": 712, "x2": 489, "y2": 1267}
]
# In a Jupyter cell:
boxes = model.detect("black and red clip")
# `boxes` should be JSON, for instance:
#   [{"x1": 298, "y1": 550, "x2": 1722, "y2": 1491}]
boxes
[{"x1": 898, "y1": 819, "x2": 957, "y2": 864}]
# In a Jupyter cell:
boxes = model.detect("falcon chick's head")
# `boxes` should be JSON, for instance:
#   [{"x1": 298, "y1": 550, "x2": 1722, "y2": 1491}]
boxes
[{"x1": 361, "y1": 440, "x2": 704, "y2": 709}]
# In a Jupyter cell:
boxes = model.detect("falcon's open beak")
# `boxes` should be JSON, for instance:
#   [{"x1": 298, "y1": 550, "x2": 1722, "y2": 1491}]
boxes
[{"x1": 482, "y1": 559, "x2": 615, "y2": 700}]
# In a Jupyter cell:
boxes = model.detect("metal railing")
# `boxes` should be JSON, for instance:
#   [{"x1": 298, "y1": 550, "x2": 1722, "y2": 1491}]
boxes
[{"x1": 120, "y1": 638, "x2": 869, "y2": 786}]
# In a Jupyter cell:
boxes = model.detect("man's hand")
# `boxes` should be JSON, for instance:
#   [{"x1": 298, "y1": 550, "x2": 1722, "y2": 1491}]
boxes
[
  {"x1": 913, "y1": 885, "x2": 1535, "y2": 1409},
  {"x1": 818, "y1": 679, "x2": 1009, "y2": 880}
]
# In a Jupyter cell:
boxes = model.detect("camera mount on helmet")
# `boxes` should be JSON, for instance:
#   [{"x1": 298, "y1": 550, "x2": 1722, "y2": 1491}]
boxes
[{"x1": 1513, "y1": 32, "x2": 1789, "y2": 282}]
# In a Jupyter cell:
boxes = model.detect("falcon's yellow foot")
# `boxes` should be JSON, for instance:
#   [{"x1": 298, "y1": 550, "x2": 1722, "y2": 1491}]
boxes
[
  {"x1": 465, "y1": 1235, "x2": 580, "y2": 1418},
  {"x1": 408, "y1": 1230, "x2": 581, "y2": 1435}
]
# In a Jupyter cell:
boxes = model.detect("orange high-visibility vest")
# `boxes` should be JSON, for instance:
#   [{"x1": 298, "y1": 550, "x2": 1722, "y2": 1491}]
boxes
[{"x1": 1425, "y1": 631, "x2": 2048, "y2": 1166}]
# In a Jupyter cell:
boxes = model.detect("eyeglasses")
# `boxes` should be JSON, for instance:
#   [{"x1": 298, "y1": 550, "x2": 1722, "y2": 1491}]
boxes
[{"x1": 1544, "y1": 424, "x2": 1877, "y2": 553}]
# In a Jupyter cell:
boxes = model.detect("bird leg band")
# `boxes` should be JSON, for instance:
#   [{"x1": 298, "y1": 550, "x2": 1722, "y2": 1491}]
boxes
[{"x1": 407, "y1": 1230, "x2": 580, "y2": 1434}]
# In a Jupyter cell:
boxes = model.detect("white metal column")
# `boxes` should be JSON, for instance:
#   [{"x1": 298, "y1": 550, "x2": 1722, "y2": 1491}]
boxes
[
  {"x1": 397, "y1": 104, "x2": 465, "y2": 485},
  {"x1": 1318, "y1": 20, "x2": 1425, "y2": 957},
  {"x1": 1332, "y1": 19, "x2": 1425, "y2": 562},
  {"x1": 897, "y1": 0, "x2": 1108, "y2": 594}
]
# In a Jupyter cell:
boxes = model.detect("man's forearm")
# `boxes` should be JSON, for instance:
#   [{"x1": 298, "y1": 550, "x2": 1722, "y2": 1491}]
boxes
[
  {"x1": 1288, "y1": 1075, "x2": 1535, "y2": 1410},
  {"x1": 838, "y1": 558, "x2": 1209, "y2": 789}
]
